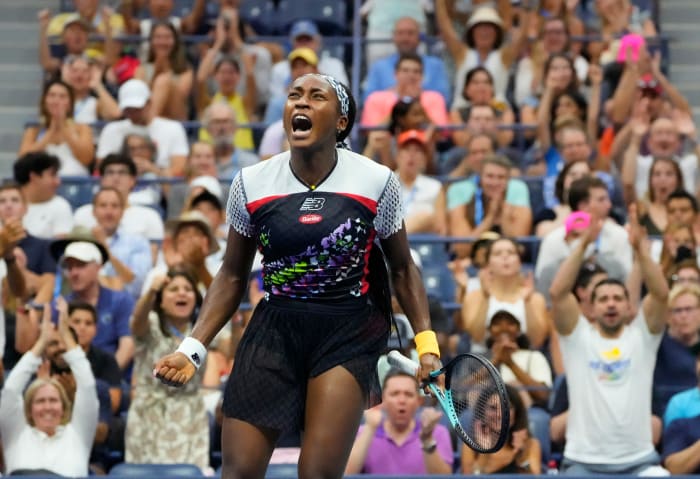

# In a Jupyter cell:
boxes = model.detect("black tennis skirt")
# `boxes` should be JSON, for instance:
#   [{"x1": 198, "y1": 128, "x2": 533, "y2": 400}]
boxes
[{"x1": 222, "y1": 294, "x2": 389, "y2": 432}]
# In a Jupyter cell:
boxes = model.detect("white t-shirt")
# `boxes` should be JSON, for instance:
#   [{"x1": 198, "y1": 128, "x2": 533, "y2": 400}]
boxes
[
  {"x1": 73, "y1": 203, "x2": 164, "y2": 241},
  {"x1": 535, "y1": 221, "x2": 632, "y2": 301},
  {"x1": 23, "y1": 196, "x2": 74, "y2": 239},
  {"x1": 635, "y1": 153, "x2": 698, "y2": 200},
  {"x1": 73, "y1": 96, "x2": 98, "y2": 125},
  {"x1": 399, "y1": 174, "x2": 442, "y2": 217},
  {"x1": 499, "y1": 349, "x2": 552, "y2": 387},
  {"x1": 560, "y1": 312, "x2": 663, "y2": 464},
  {"x1": 96, "y1": 117, "x2": 189, "y2": 169}
]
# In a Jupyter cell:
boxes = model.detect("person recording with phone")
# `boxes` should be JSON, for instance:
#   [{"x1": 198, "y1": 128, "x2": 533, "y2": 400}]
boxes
[{"x1": 153, "y1": 74, "x2": 441, "y2": 479}]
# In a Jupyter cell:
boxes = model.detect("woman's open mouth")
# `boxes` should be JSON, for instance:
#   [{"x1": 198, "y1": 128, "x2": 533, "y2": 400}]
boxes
[{"x1": 291, "y1": 114, "x2": 313, "y2": 139}]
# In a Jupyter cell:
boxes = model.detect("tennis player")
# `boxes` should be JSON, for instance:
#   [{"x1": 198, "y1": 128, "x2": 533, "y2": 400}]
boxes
[{"x1": 154, "y1": 73, "x2": 442, "y2": 479}]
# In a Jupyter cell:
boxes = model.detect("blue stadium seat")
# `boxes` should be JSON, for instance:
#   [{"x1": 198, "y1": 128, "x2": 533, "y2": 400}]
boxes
[
  {"x1": 528, "y1": 406, "x2": 552, "y2": 467},
  {"x1": 57, "y1": 180, "x2": 98, "y2": 211},
  {"x1": 239, "y1": 0, "x2": 278, "y2": 35},
  {"x1": 265, "y1": 463, "x2": 298, "y2": 478},
  {"x1": 276, "y1": 0, "x2": 348, "y2": 36},
  {"x1": 411, "y1": 240, "x2": 451, "y2": 270},
  {"x1": 108, "y1": 463, "x2": 202, "y2": 477},
  {"x1": 523, "y1": 176, "x2": 545, "y2": 218},
  {"x1": 422, "y1": 265, "x2": 457, "y2": 304}
]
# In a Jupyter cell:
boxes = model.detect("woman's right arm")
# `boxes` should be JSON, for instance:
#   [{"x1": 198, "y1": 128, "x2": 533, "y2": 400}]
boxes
[
  {"x1": 0, "y1": 309, "x2": 54, "y2": 438},
  {"x1": 435, "y1": 0, "x2": 468, "y2": 64},
  {"x1": 460, "y1": 289, "x2": 490, "y2": 342},
  {"x1": 18, "y1": 127, "x2": 49, "y2": 156}
]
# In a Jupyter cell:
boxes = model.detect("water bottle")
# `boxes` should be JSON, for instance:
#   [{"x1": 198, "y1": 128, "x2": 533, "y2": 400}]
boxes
[{"x1": 546, "y1": 459, "x2": 559, "y2": 475}]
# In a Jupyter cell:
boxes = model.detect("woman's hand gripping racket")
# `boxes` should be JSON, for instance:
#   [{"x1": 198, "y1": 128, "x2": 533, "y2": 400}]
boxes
[{"x1": 388, "y1": 350, "x2": 510, "y2": 453}]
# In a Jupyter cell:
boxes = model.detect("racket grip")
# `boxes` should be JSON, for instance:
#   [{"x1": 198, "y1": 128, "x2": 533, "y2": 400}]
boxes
[{"x1": 387, "y1": 350, "x2": 419, "y2": 375}]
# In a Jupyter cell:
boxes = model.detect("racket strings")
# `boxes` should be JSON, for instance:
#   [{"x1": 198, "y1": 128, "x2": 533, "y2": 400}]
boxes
[{"x1": 449, "y1": 356, "x2": 506, "y2": 452}]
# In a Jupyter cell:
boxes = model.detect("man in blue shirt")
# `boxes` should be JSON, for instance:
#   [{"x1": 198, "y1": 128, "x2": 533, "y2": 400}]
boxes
[
  {"x1": 51, "y1": 235, "x2": 134, "y2": 371},
  {"x1": 662, "y1": 342, "x2": 700, "y2": 474},
  {"x1": 363, "y1": 17, "x2": 450, "y2": 104},
  {"x1": 663, "y1": 341, "x2": 700, "y2": 427}
]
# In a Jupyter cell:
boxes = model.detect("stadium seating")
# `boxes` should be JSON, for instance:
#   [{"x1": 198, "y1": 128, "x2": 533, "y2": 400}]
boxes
[{"x1": 108, "y1": 463, "x2": 202, "y2": 477}]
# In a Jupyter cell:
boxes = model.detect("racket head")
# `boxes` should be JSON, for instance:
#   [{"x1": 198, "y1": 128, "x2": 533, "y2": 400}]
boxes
[{"x1": 442, "y1": 353, "x2": 510, "y2": 453}]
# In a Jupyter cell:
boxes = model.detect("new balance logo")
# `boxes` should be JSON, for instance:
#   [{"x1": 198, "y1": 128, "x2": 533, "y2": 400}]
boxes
[
  {"x1": 300, "y1": 197, "x2": 326, "y2": 211},
  {"x1": 191, "y1": 353, "x2": 200, "y2": 366}
]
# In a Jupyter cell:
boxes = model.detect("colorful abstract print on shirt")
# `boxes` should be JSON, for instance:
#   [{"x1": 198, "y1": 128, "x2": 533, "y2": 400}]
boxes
[{"x1": 588, "y1": 346, "x2": 632, "y2": 382}]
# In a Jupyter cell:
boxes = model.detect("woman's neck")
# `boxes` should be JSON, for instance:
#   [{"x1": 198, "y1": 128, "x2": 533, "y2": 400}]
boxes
[
  {"x1": 290, "y1": 145, "x2": 338, "y2": 188},
  {"x1": 398, "y1": 169, "x2": 418, "y2": 186},
  {"x1": 490, "y1": 275, "x2": 521, "y2": 297},
  {"x1": 167, "y1": 315, "x2": 190, "y2": 332}
]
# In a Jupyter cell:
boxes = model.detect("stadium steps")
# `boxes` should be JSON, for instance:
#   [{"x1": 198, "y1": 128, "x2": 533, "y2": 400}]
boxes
[
  {"x1": 0, "y1": 1, "x2": 47, "y2": 179},
  {"x1": 661, "y1": 0, "x2": 700, "y2": 127}
]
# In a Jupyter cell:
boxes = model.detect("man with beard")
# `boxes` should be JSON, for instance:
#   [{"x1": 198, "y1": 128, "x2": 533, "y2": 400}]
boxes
[
  {"x1": 200, "y1": 101, "x2": 259, "y2": 179},
  {"x1": 549, "y1": 205, "x2": 669, "y2": 475}
]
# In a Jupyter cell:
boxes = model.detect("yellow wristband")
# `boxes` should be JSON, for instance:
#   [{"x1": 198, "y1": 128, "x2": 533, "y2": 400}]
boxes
[{"x1": 414, "y1": 330, "x2": 440, "y2": 358}]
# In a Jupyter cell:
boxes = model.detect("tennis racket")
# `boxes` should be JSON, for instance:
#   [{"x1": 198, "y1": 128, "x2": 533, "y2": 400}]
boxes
[{"x1": 387, "y1": 350, "x2": 509, "y2": 453}]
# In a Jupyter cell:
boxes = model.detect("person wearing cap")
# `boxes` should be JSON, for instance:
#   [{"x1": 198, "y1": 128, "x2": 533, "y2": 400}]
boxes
[
  {"x1": 435, "y1": 0, "x2": 528, "y2": 109},
  {"x1": 345, "y1": 369, "x2": 453, "y2": 475},
  {"x1": 199, "y1": 101, "x2": 260, "y2": 179},
  {"x1": 96, "y1": 79, "x2": 189, "y2": 176},
  {"x1": 360, "y1": 53, "x2": 449, "y2": 129},
  {"x1": 268, "y1": 19, "x2": 348, "y2": 100},
  {"x1": 73, "y1": 154, "x2": 165, "y2": 263},
  {"x1": 363, "y1": 17, "x2": 450, "y2": 104},
  {"x1": 661, "y1": 342, "x2": 700, "y2": 474},
  {"x1": 18, "y1": 80, "x2": 95, "y2": 178},
  {"x1": 394, "y1": 130, "x2": 442, "y2": 234},
  {"x1": 13, "y1": 152, "x2": 73, "y2": 240},
  {"x1": 622, "y1": 116, "x2": 699, "y2": 207},
  {"x1": 51, "y1": 234, "x2": 135, "y2": 370},
  {"x1": 263, "y1": 47, "x2": 320, "y2": 125},
  {"x1": 61, "y1": 53, "x2": 121, "y2": 124},
  {"x1": 41, "y1": 4, "x2": 124, "y2": 75},
  {"x1": 196, "y1": 15, "x2": 258, "y2": 151},
  {"x1": 141, "y1": 210, "x2": 222, "y2": 296}
]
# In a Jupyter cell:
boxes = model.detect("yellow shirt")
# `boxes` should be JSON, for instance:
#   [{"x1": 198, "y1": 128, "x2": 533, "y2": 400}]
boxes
[
  {"x1": 198, "y1": 92, "x2": 255, "y2": 151},
  {"x1": 48, "y1": 12, "x2": 126, "y2": 53}
]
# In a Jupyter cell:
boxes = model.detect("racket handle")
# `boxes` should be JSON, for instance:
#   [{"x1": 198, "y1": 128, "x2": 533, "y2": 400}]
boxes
[{"x1": 387, "y1": 350, "x2": 419, "y2": 375}]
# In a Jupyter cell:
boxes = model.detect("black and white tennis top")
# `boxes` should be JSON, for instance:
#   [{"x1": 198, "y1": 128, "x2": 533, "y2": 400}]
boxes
[{"x1": 226, "y1": 148, "x2": 404, "y2": 300}]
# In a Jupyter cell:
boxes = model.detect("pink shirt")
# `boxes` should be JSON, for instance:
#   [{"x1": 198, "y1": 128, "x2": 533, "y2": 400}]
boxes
[{"x1": 360, "y1": 90, "x2": 449, "y2": 127}]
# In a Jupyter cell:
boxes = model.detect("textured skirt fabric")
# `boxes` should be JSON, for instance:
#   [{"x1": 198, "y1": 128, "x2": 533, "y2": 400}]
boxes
[
  {"x1": 125, "y1": 392, "x2": 210, "y2": 470},
  {"x1": 222, "y1": 295, "x2": 389, "y2": 431}
]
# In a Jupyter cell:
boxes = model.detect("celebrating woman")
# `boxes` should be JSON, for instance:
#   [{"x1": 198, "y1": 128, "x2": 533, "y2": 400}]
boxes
[{"x1": 153, "y1": 73, "x2": 441, "y2": 479}]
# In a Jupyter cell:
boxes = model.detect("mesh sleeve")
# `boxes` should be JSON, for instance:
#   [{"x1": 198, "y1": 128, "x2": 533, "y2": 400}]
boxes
[
  {"x1": 226, "y1": 173, "x2": 254, "y2": 237},
  {"x1": 374, "y1": 172, "x2": 404, "y2": 239}
]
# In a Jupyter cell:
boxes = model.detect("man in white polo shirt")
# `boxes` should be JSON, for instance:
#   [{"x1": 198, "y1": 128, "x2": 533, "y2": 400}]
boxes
[{"x1": 96, "y1": 79, "x2": 189, "y2": 177}]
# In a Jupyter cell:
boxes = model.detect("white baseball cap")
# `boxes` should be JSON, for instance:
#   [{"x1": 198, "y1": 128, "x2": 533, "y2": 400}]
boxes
[
  {"x1": 189, "y1": 175, "x2": 223, "y2": 201},
  {"x1": 118, "y1": 79, "x2": 151, "y2": 110},
  {"x1": 61, "y1": 241, "x2": 105, "y2": 265}
]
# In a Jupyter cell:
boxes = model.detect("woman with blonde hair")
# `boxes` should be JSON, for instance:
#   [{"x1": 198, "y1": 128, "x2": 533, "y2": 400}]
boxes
[{"x1": 0, "y1": 301, "x2": 98, "y2": 476}]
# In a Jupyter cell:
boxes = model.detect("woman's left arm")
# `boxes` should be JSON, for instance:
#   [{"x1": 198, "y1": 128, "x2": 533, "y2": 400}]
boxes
[
  {"x1": 501, "y1": 204, "x2": 532, "y2": 237},
  {"x1": 174, "y1": 68, "x2": 194, "y2": 99},
  {"x1": 63, "y1": 122, "x2": 95, "y2": 167},
  {"x1": 524, "y1": 291, "x2": 548, "y2": 349}
]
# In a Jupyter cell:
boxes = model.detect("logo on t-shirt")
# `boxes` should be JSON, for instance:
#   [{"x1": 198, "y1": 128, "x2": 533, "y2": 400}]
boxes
[
  {"x1": 300, "y1": 197, "x2": 325, "y2": 211},
  {"x1": 588, "y1": 346, "x2": 631, "y2": 382}
]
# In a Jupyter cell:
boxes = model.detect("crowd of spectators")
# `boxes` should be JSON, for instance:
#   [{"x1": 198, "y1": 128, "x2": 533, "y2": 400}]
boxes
[{"x1": 1, "y1": 0, "x2": 700, "y2": 476}]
